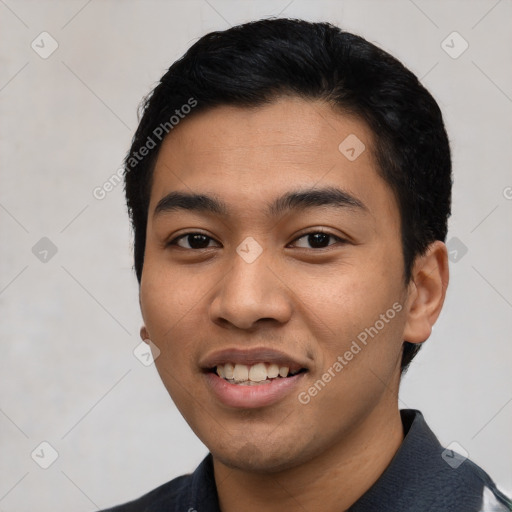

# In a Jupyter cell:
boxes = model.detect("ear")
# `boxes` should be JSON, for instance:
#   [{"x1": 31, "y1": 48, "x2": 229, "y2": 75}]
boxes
[
  {"x1": 403, "y1": 241, "x2": 449, "y2": 344},
  {"x1": 140, "y1": 325, "x2": 150, "y2": 343}
]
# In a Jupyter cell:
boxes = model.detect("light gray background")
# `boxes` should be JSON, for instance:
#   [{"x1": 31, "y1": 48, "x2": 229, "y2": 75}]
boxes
[{"x1": 1, "y1": 1, "x2": 511, "y2": 510}]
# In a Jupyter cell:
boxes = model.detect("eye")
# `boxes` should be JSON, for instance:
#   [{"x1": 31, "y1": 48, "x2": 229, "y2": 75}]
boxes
[
  {"x1": 290, "y1": 231, "x2": 346, "y2": 249},
  {"x1": 168, "y1": 232, "x2": 220, "y2": 249}
]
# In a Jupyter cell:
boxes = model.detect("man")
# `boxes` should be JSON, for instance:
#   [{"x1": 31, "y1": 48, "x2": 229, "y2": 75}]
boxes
[{"x1": 100, "y1": 18, "x2": 511, "y2": 512}]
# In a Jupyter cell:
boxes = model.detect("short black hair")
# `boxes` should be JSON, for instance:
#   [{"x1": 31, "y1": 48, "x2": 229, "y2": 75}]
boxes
[{"x1": 124, "y1": 18, "x2": 452, "y2": 373}]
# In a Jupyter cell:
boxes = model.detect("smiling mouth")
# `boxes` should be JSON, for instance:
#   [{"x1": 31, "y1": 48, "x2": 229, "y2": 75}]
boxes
[{"x1": 208, "y1": 362, "x2": 308, "y2": 386}]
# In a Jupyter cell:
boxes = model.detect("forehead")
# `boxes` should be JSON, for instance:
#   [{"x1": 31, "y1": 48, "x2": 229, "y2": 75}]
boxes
[
  {"x1": 149, "y1": 96, "x2": 397, "y2": 222},
  {"x1": 157, "y1": 96, "x2": 373, "y2": 165}
]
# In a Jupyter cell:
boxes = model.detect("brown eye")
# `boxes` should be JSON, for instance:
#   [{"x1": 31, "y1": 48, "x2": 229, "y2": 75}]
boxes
[
  {"x1": 292, "y1": 232, "x2": 345, "y2": 249},
  {"x1": 170, "y1": 233, "x2": 218, "y2": 249},
  {"x1": 307, "y1": 233, "x2": 331, "y2": 248}
]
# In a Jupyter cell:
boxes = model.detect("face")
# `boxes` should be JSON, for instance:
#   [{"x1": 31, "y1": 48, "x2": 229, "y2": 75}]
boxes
[{"x1": 140, "y1": 96, "x2": 411, "y2": 473}]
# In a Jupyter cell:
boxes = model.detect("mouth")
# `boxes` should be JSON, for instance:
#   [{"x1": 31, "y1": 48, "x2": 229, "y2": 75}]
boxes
[
  {"x1": 200, "y1": 348, "x2": 310, "y2": 408},
  {"x1": 207, "y1": 362, "x2": 308, "y2": 386}
]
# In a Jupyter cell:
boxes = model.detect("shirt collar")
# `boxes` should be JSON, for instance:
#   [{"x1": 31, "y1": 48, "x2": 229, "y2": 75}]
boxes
[{"x1": 185, "y1": 409, "x2": 488, "y2": 511}]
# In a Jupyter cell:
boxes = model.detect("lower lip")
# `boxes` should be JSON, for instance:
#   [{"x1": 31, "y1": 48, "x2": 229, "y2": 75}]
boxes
[{"x1": 204, "y1": 371, "x2": 307, "y2": 409}]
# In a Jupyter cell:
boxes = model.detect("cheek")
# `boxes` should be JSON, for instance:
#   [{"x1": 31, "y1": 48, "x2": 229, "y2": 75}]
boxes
[
  {"x1": 141, "y1": 257, "x2": 201, "y2": 331},
  {"x1": 140, "y1": 271, "x2": 204, "y2": 410},
  {"x1": 296, "y1": 260, "x2": 404, "y2": 339},
  {"x1": 139, "y1": 264, "x2": 207, "y2": 374}
]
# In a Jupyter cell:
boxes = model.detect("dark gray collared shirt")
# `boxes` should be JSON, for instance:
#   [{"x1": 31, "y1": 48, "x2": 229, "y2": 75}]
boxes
[{"x1": 100, "y1": 409, "x2": 511, "y2": 512}]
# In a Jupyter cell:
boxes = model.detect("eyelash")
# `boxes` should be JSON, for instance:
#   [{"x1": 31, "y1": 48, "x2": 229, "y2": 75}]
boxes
[{"x1": 167, "y1": 230, "x2": 347, "y2": 250}]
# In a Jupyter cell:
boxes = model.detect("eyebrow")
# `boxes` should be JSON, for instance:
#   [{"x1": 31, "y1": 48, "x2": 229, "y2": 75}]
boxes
[{"x1": 153, "y1": 186, "x2": 368, "y2": 218}]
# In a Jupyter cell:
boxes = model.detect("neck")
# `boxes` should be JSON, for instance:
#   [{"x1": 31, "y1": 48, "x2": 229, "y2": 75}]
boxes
[{"x1": 213, "y1": 403, "x2": 404, "y2": 512}]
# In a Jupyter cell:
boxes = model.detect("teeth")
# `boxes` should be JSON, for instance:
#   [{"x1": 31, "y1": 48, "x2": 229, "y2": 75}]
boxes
[
  {"x1": 235, "y1": 380, "x2": 271, "y2": 386},
  {"x1": 248, "y1": 363, "x2": 267, "y2": 382},
  {"x1": 224, "y1": 363, "x2": 234, "y2": 379},
  {"x1": 215, "y1": 362, "x2": 299, "y2": 383},
  {"x1": 267, "y1": 363, "x2": 279, "y2": 378},
  {"x1": 233, "y1": 364, "x2": 249, "y2": 382}
]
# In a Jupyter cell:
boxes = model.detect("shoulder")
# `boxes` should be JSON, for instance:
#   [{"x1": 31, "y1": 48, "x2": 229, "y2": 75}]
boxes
[
  {"x1": 401, "y1": 409, "x2": 512, "y2": 511},
  {"x1": 98, "y1": 454, "x2": 219, "y2": 512},
  {"x1": 350, "y1": 410, "x2": 512, "y2": 512}
]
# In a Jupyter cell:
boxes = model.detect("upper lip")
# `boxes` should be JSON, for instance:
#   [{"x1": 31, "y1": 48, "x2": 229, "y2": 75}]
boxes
[{"x1": 200, "y1": 347, "x2": 310, "y2": 373}]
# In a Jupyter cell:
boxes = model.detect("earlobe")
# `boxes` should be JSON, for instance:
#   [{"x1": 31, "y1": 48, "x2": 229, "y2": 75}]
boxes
[
  {"x1": 140, "y1": 325, "x2": 151, "y2": 343},
  {"x1": 403, "y1": 241, "x2": 449, "y2": 344}
]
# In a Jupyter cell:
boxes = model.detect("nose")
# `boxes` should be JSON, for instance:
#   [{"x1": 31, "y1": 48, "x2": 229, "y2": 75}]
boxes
[{"x1": 209, "y1": 250, "x2": 293, "y2": 330}]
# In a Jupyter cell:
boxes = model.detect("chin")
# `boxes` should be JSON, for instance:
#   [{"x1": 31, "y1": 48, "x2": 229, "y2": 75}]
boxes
[{"x1": 210, "y1": 435, "x2": 315, "y2": 474}]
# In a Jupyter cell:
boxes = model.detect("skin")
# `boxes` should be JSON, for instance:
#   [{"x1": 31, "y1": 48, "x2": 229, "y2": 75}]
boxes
[{"x1": 139, "y1": 96, "x2": 449, "y2": 511}]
